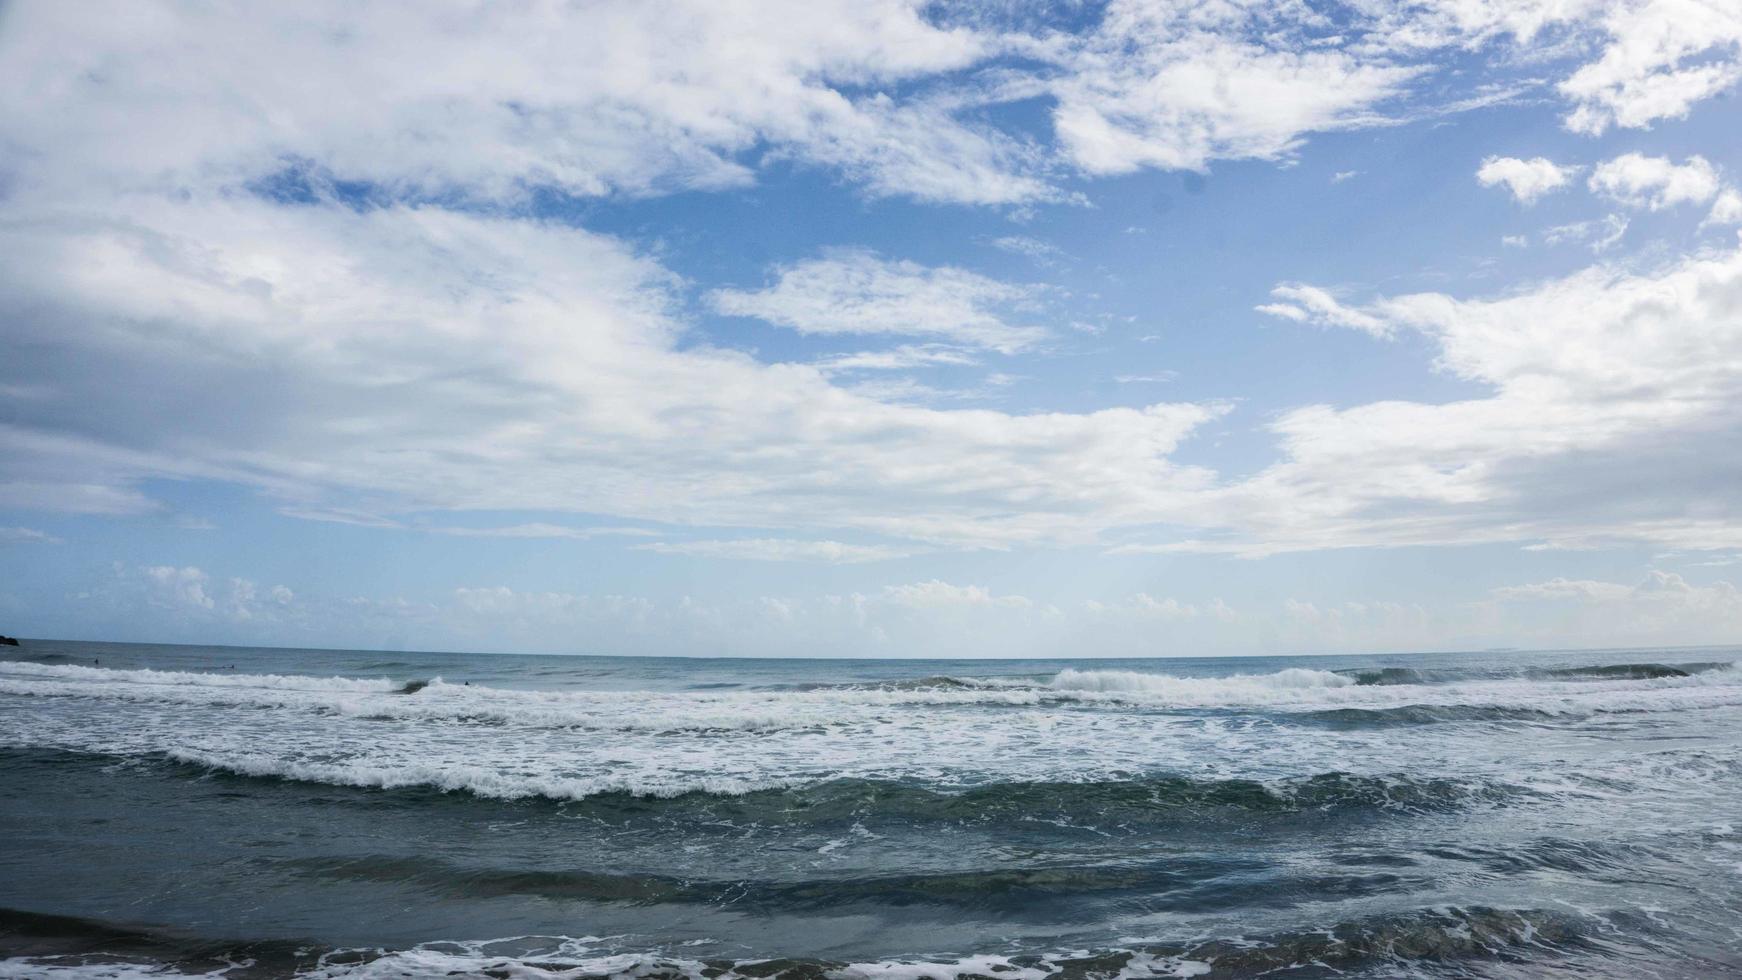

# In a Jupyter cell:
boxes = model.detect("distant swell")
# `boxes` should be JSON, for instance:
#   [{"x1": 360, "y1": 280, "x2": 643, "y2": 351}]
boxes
[
  {"x1": 1338, "y1": 660, "x2": 1735, "y2": 686},
  {"x1": 1535, "y1": 661, "x2": 1732, "y2": 681}
]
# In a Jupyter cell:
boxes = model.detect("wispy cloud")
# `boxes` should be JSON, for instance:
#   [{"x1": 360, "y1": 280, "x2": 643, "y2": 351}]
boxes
[
  {"x1": 711, "y1": 250, "x2": 1048, "y2": 353},
  {"x1": 636, "y1": 539, "x2": 914, "y2": 563},
  {"x1": 0, "y1": 526, "x2": 62, "y2": 545},
  {"x1": 435, "y1": 524, "x2": 659, "y2": 541}
]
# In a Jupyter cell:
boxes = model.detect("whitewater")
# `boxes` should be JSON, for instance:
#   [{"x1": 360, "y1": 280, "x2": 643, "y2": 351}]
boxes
[{"x1": 2, "y1": 640, "x2": 1740, "y2": 978}]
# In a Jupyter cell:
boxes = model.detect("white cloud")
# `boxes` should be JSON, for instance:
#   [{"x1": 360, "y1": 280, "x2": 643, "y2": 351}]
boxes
[
  {"x1": 813, "y1": 345, "x2": 981, "y2": 374},
  {"x1": 0, "y1": 1, "x2": 1057, "y2": 207},
  {"x1": 1541, "y1": 213, "x2": 1630, "y2": 251},
  {"x1": 1049, "y1": 1, "x2": 1418, "y2": 175},
  {"x1": 635, "y1": 538, "x2": 913, "y2": 563},
  {"x1": 125, "y1": 565, "x2": 297, "y2": 624},
  {"x1": 1039, "y1": 0, "x2": 1737, "y2": 181},
  {"x1": 1476, "y1": 156, "x2": 1578, "y2": 203},
  {"x1": 0, "y1": 480, "x2": 157, "y2": 515},
  {"x1": 263, "y1": 515, "x2": 657, "y2": 541},
  {"x1": 1490, "y1": 577, "x2": 1633, "y2": 602},
  {"x1": 22, "y1": 182, "x2": 1727, "y2": 562},
  {"x1": 1560, "y1": 0, "x2": 1742, "y2": 134},
  {"x1": 142, "y1": 565, "x2": 214, "y2": 611},
  {"x1": 1588, "y1": 153, "x2": 1722, "y2": 210},
  {"x1": 0, "y1": 195, "x2": 1222, "y2": 550},
  {"x1": 57, "y1": 558, "x2": 1742, "y2": 655},
  {"x1": 1082, "y1": 593, "x2": 1233, "y2": 622},
  {"x1": 432, "y1": 523, "x2": 658, "y2": 541},
  {"x1": 0, "y1": 526, "x2": 61, "y2": 544},
  {"x1": 1255, "y1": 283, "x2": 1393, "y2": 337},
  {"x1": 1216, "y1": 240, "x2": 1742, "y2": 556},
  {"x1": 1341, "y1": 1, "x2": 1742, "y2": 139},
  {"x1": 1486, "y1": 570, "x2": 1742, "y2": 643},
  {"x1": 877, "y1": 580, "x2": 1031, "y2": 609},
  {"x1": 5, "y1": 0, "x2": 1742, "y2": 573},
  {"x1": 1358, "y1": 0, "x2": 1608, "y2": 50},
  {"x1": 450, "y1": 586, "x2": 653, "y2": 623},
  {"x1": 422, "y1": 576, "x2": 1736, "y2": 654},
  {"x1": 0, "y1": 0, "x2": 1729, "y2": 217},
  {"x1": 989, "y1": 236, "x2": 1065, "y2": 262},
  {"x1": 1705, "y1": 188, "x2": 1742, "y2": 226},
  {"x1": 418, "y1": 580, "x2": 1049, "y2": 656},
  {"x1": 710, "y1": 250, "x2": 1049, "y2": 352},
  {"x1": 1274, "y1": 597, "x2": 1435, "y2": 651}
]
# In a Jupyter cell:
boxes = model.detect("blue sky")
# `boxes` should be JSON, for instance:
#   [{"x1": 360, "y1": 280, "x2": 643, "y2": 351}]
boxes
[{"x1": 3, "y1": 0, "x2": 1742, "y2": 657}]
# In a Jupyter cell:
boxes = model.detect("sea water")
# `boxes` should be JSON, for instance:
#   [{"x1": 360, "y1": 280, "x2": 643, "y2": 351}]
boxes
[{"x1": 1, "y1": 640, "x2": 1739, "y2": 978}]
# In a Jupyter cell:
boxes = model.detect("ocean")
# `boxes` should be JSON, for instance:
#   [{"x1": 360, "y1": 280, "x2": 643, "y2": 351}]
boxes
[{"x1": 1, "y1": 639, "x2": 1739, "y2": 978}]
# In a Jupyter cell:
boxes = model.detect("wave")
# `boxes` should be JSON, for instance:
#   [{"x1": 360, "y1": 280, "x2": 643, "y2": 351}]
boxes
[
  {"x1": 148, "y1": 746, "x2": 1522, "y2": 816},
  {"x1": 3, "y1": 659, "x2": 1738, "y2": 738},
  {"x1": 0, "y1": 660, "x2": 401, "y2": 693},
  {"x1": 280, "y1": 854, "x2": 1467, "y2": 918},
  {"x1": 1049, "y1": 666, "x2": 1354, "y2": 694},
  {"x1": 1337, "y1": 660, "x2": 1735, "y2": 686},
  {"x1": 162, "y1": 746, "x2": 804, "y2": 801},
  {"x1": 279, "y1": 853, "x2": 1285, "y2": 911},
  {"x1": 1295, "y1": 704, "x2": 1565, "y2": 727},
  {"x1": 1338, "y1": 666, "x2": 1453, "y2": 686},
  {"x1": 0, "y1": 904, "x2": 1642, "y2": 979},
  {"x1": 0, "y1": 661, "x2": 1052, "y2": 732},
  {"x1": 1534, "y1": 661, "x2": 1733, "y2": 681},
  {"x1": 15, "y1": 652, "x2": 82, "y2": 665},
  {"x1": 793, "y1": 674, "x2": 1017, "y2": 692}
]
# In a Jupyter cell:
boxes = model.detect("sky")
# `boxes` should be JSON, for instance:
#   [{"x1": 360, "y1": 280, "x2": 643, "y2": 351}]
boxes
[{"x1": 2, "y1": 0, "x2": 1742, "y2": 658}]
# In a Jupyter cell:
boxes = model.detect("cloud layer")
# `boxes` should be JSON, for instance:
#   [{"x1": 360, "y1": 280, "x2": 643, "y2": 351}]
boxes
[
  {"x1": 3, "y1": 0, "x2": 1741, "y2": 571},
  {"x1": 1243, "y1": 237, "x2": 1742, "y2": 555},
  {"x1": 57, "y1": 561, "x2": 1742, "y2": 657}
]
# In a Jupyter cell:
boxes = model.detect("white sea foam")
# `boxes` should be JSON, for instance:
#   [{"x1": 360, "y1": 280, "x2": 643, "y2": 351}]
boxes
[
  {"x1": 1036, "y1": 662, "x2": 1742, "y2": 714},
  {"x1": 3, "y1": 660, "x2": 1740, "y2": 737},
  {"x1": 0, "y1": 960, "x2": 238, "y2": 979},
  {"x1": 3, "y1": 657, "x2": 1741, "y2": 810},
  {"x1": 1050, "y1": 666, "x2": 1355, "y2": 695},
  {"x1": 829, "y1": 954, "x2": 1201, "y2": 980},
  {"x1": 0, "y1": 945, "x2": 1219, "y2": 980},
  {"x1": 0, "y1": 661, "x2": 400, "y2": 693}
]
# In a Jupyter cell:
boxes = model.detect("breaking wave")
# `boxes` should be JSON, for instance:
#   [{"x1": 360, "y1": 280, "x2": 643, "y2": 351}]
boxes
[
  {"x1": 0, "y1": 660, "x2": 401, "y2": 693},
  {"x1": 1049, "y1": 666, "x2": 1354, "y2": 694},
  {"x1": 1, "y1": 658, "x2": 1738, "y2": 739},
  {"x1": 0, "y1": 904, "x2": 1647, "y2": 979},
  {"x1": 4, "y1": 644, "x2": 1738, "y2": 980},
  {"x1": 143, "y1": 747, "x2": 1525, "y2": 815}
]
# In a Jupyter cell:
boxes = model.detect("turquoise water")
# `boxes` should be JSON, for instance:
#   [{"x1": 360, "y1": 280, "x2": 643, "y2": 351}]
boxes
[{"x1": 1, "y1": 639, "x2": 1740, "y2": 978}]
